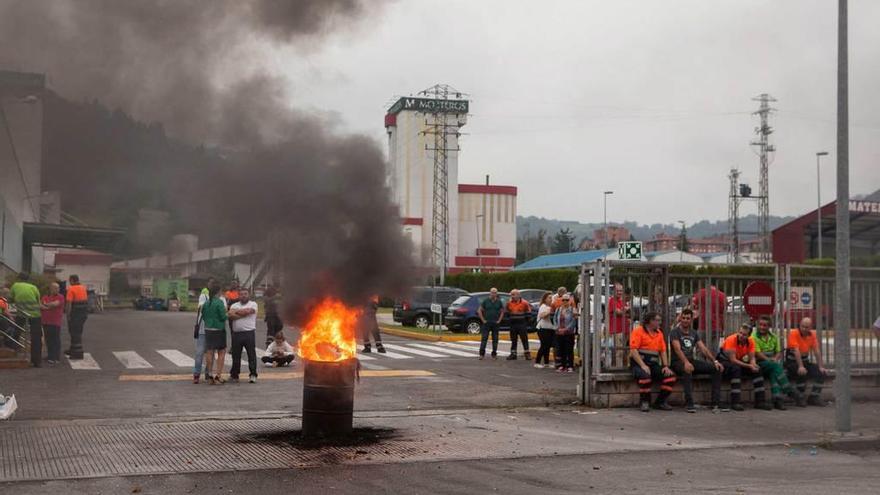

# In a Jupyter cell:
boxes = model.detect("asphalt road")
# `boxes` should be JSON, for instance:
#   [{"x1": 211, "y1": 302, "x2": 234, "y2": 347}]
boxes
[
  {"x1": 3, "y1": 309, "x2": 880, "y2": 493},
  {"x1": 0, "y1": 310, "x2": 576, "y2": 420}
]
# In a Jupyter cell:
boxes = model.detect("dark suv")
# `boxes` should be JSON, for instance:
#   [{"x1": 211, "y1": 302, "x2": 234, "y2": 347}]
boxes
[{"x1": 393, "y1": 286, "x2": 468, "y2": 328}]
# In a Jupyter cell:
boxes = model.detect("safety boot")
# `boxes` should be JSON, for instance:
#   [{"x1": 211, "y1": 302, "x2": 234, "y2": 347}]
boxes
[
  {"x1": 796, "y1": 394, "x2": 807, "y2": 407},
  {"x1": 755, "y1": 401, "x2": 773, "y2": 411},
  {"x1": 773, "y1": 398, "x2": 787, "y2": 411},
  {"x1": 806, "y1": 395, "x2": 824, "y2": 407}
]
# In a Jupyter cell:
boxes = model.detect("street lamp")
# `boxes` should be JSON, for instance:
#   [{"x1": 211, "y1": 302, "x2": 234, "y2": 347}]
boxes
[
  {"x1": 603, "y1": 191, "x2": 614, "y2": 248},
  {"x1": 475, "y1": 214, "x2": 484, "y2": 273},
  {"x1": 816, "y1": 151, "x2": 829, "y2": 258}
]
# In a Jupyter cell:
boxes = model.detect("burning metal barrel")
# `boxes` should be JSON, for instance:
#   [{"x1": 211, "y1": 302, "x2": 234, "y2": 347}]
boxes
[
  {"x1": 297, "y1": 298, "x2": 362, "y2": 439},
  {"x1": 302, "y1": 357, "x2": 357, "y2": 438}
]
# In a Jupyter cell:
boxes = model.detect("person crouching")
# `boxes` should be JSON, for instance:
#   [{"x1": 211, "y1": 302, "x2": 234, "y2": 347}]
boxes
[{"x1": 261, "y1": 332, "x2": 295, "y2": 367}]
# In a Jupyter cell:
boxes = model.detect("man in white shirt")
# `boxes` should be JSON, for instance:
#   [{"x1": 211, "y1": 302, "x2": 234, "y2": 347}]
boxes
[
  {"x1": 228, "y1": 289, "x2": 259, "y2": 383},
  {"x1": 261, "y1": 332, "x2": 295, "y2": 367}
]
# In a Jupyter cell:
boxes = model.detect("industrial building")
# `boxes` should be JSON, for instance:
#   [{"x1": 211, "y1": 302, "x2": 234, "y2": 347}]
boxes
[
  {"x1": 0, "y1": 70, "x2": 45, "y2": 276},
  {"x1": 385, "y1": 88, "x2": 517, "y2": 273},
  {"x1": 772, "y1": 198, "x2": 880, "y2": 264}
]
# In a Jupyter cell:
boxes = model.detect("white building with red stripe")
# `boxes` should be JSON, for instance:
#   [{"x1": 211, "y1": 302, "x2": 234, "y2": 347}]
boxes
[{"x1": 385, "y1": 95, "x2": 516, "y2": 273}]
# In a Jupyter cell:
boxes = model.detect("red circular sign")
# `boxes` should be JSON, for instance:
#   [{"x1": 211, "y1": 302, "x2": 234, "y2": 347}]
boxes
[{"x1": 743, "y1": 281, "x2": 775, "y2": 319}]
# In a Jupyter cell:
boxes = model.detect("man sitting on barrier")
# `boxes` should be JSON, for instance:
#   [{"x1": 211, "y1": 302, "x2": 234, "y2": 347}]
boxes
[
  {"x1": 719, "y1": 324, "x2": 770, "y2": 411},
  {"x1": 751, "y1": 315, "x2": 794, "y2": 410},
  {"x1": 785, "y1": 317, "x2": 828, "y2": 407},
  {"x1": 629, "y1": 311, "x2": 676, "y2": 412},
  {"x1": 669, "y1": 308, "x2": 723, "y2": 413}
]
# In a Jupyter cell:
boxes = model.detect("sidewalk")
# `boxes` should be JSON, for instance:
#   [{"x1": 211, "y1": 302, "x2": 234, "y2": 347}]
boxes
[{"x1": 2, "y1": 402, "x2": 879, "y2": 482}]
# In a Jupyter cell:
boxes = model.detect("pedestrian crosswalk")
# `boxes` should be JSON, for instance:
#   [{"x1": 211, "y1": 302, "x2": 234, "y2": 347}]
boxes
[{"x1": 61, "y1": 339, "x2": 541, "y2": 371}]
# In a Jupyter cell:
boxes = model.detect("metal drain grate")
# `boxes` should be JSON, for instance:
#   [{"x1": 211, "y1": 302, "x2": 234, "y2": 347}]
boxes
[{"x1": 0, "y1": 418, "x2": 475, "y2": 482}]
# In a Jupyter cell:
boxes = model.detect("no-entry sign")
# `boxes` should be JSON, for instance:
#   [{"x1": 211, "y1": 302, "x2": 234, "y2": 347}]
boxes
[{"x1": 743, "y1": 281, "x2": 775, "y2": 319}]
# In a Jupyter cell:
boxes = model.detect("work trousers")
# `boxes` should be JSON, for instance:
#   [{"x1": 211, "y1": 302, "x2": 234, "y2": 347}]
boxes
[
  {"x1": 479, "y1": 321, "x2": 500, "y2": 356},
  {"x1": 758, "y1": 360, "x2": 793, "y2": 399},
  {"x1": 43, "y1": 324, "x2": 61, "y2": 362},
  {"x1": 17, "y1": 317, "x2": 42, "y2": 365},
  {"x1": 555, "y1": 333, "x2": 575, "y2": 369},
  {"x1": 632, "y1": 357, "x2": 676, "y2": 405},
  {"x1": 723, "y1": 364, "x2": 766, "y2": 405},
  {"x1": 672, "y1": 359, "x2": 721, "y2": 407},
  {"x1": 360, "y1": 320, "x2": 383, "y2": 346},
  {"x1": 508, "y1": 318, "x2": 530, "y2": 355},
  {"x1": 535, "y1": 328, "x2": 555, "y2": 365},
  {"x1": 193, "y1": 333, "x2": 206, "y2": 376},
  {"x1": 261, "y1": 355, "x2": 295, "y2": 366},
  {"x1": 230, "y1": 330, "x2": 257, "y2": 379},
  {"x1": 785, "y1": 359, "x2": 825, "y2": 399},
  {"x1": 67, "y1": 308, "x2": 88, "y2": 359}
]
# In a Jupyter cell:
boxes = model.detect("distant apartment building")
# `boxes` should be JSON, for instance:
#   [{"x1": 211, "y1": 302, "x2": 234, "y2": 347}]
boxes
[
  {"x1": 643, "y1": 232, "x2": 761, "y2": 254},
  {"x1": 579, "y1": 225, "x2": 631, "y2": 250}
]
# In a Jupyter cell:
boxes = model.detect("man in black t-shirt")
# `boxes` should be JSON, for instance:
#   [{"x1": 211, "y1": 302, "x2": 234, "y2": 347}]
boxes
[{"x1": 669, "y1": 309, "x2": 724, "y2": 413}]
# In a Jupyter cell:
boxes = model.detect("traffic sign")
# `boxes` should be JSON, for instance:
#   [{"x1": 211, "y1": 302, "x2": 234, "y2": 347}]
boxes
[
  {"x1": 618, "y1": 241, "x2": 642, "y2": 260},
  {"x1": 789, "y1": 286, "x2": 814, "y2": 310},
  {"x1": 430, "y1": 303, "x2": 442, "y2": 314},
  {"x1": 743, "y1": 281, "x2": 775, "y2": 319}
]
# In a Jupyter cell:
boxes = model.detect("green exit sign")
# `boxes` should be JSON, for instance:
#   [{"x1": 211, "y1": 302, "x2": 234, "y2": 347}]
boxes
[{"x1": 618, "y1": 241, "x2": 642, "y2": 260}]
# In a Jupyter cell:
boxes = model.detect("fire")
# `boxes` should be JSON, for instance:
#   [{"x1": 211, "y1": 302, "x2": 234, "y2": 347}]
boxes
[{"x1": 297, "y1": 298, "x2": 361, "y2": 362}]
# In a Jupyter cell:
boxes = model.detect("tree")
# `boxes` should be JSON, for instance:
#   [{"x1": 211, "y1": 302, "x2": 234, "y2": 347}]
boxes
[
  {"x1": 678, "y1": 224, "x2": 689, "y2": 252},
  {"x1": 552, "y1": 228, "x2": 575, "y2": 254},
  {"x1": 516, "y1": 228, "x2": 549, "y2": 263}
]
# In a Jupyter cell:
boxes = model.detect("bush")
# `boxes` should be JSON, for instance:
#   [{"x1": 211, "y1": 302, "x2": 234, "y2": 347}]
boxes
[{"x1": 444, "y1": 269, "x2": 579, "y2": 293}]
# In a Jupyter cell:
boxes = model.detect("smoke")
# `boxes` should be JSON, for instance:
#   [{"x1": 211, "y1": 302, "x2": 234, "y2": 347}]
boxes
[{"x1": 0, "y1": 0, "x2": 415, "y2": 319}]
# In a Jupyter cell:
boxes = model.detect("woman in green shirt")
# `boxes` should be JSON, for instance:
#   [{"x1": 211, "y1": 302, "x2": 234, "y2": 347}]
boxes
[{"x1": 202, "y1": 285, "x2": 228, "y2": 384}]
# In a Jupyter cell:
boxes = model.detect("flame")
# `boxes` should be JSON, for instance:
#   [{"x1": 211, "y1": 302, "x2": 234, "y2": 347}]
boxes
[{"x1": 297, "y1": 298, "x2": 361, "y2": 362}]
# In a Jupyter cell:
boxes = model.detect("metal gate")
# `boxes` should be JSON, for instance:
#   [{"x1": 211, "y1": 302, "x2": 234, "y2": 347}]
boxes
[{"x1": 577, "y1": 261, "x2": 880, "y2": 405}]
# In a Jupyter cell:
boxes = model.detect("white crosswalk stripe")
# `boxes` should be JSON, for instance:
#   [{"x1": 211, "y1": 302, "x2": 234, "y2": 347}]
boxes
[
  {"x1": 381, "y1": 343, "x2": 446, "y2": 358},
  {"x1": 436, "y1": 342, "x2": 483, "y2": 352},
  {"x1": 113, "y1": 351, "x2": 153, "y2": 369},
  {"x1": 67, "y1": 353, "x2": 100, "y2": 370},
  {"x1": 157, "y1": 349, "x2": 194, "y2": 368},
  {"x1": 410, "y1": 343, "x2": 475, "y2": 357},
  {"x1": 356, "y1": 353, "x2": 377, "y2": 360},
  {"x1": 368, "y1": 348, "x2": 412, "y2": 360}
]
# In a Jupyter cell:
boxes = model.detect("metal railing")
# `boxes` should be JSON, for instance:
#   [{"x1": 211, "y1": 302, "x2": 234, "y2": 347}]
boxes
[{"x1": 578, "y1": 260, "x2": 880, "y2": 404}]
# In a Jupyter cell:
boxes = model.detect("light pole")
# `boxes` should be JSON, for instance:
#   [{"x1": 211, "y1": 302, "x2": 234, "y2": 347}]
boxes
[
  {"x1": 677, "y1": 220, "x2": 686, "y2": 261},
  {"x1": 603, "y1": 191, "x2": 614, "y2": 248},
  {"x1": 475, "y1": 214, "x2": 484, "y2": 273},
  {"x1": 816, "y1": 151, "x2": 829, "y2": 258}
]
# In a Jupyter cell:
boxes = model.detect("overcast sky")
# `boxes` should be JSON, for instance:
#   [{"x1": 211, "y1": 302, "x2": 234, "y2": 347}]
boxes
[{"x1": 273, "y1": 0, "x2": 880, "y2": 225}]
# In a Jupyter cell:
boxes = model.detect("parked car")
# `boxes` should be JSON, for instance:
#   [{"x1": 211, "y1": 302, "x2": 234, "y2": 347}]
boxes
[
  {"x1": 393, "y1": 286, "x2": 468, "y2": 328},
  {"x1": 133, "y1": 296, "x2": 167, "y2": 311},
  {"x1": 445, "y1": 292, "x2": 538, "y2": 334},
  {"x1": 517, "y1": 289, "x2": 550, "y2": 310}
]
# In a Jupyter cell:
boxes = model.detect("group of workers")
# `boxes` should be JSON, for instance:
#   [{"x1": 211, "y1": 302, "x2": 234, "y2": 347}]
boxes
[
  {"x1": 631, "y1": 309, "x2": 828, "y2": 413},
  {"x1": 193, "y1": 280, "x2": 385, "y2": 384},
  {"x1": 0, "y1": 272, "x2": 89, "y2": 366}
]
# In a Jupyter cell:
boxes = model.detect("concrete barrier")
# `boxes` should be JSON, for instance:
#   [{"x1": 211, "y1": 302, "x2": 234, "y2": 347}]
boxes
[{"x1": 588, "y1": 368, "x2": 880, "y2": 408}]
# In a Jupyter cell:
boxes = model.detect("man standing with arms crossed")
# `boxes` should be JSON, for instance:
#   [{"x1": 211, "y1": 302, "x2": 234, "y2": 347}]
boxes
[
  {"x1": 752, "y1": 315, "x2": 794, "y2": 410},
  {"x1": 669, "y1": 308, "x2": 723, "y2": 413},
  {"x1": 785, "y1": 317, "x2": 828, "y2": 407},
  {"x1": 505, "y1": 289, "x2": 531, "y2": 360},
  {"x1": 478, "y1": 288, "x2": 505, "y2": 360},
  {"x1": 65, "y1": 274, "x2": 89, "y2": 360},
  {"x1": 228, "y1": 288, "x2": 259, "y2": 383}
]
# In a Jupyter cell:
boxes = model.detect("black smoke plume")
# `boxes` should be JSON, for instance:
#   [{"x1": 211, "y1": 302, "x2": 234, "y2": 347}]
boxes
[{"x1": 0, "y1": 0, "x2": 414, "y2": 320}]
